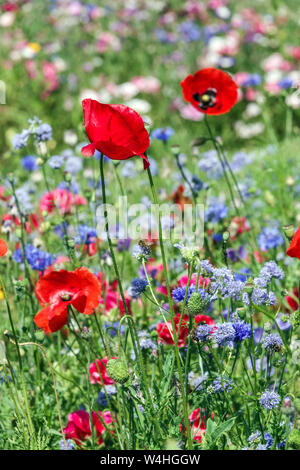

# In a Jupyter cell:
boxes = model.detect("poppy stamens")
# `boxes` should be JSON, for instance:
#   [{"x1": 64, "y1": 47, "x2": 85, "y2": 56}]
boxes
[
  {"x1": 193, "y1": 88, "x2": 217, "y2": 111},
  {"x1": 61, "y1": 293, "x2": 72, "y2": 301}
]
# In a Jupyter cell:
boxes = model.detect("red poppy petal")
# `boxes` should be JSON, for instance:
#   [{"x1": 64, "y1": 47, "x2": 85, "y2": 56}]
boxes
[
  {"x1": 287, "y1": 224, "x2": 300, "y2": 259},
  {"x1": 82, "y1": 99, "x2": 150, "y2": 161},
  {"x1": 81, "y1": 143, "x2": 96, "y2": 157},
  {"x1": 34, "y1": 305, "x2": 68, "y2": 333},
  {"x1": 0, "y1": 239, "x2": 8, "y2": 257}
]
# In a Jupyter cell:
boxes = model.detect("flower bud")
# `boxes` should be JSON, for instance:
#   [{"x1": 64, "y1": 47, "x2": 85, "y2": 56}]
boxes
[
  {"x1": 282, "y1": 224, "x2": 295, "y2": 240},
  {"x1": 106, "y1": 359, "x2": 130, "y2": 384},
  {"x1": 187, "y1": 292, "x2": 205, "y2": 315}
]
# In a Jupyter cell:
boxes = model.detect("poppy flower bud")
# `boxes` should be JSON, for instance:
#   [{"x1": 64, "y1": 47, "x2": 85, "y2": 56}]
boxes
[
  {"x1": 282, "y1": 224, "x2": 295, "y2": 240},
  {"x1": 223, "y1": 231, "x2": 230, "y2": 242},
  {"x1": 188, "y1": 292, "x2": 205, "y2": 315},
  {"x1": 171, "y1": 145, "x2": 180, "y2": 156},
  {"x1": 244, "y1": 279, "x2": 255, "y2": 294},
  {"x1": 106, "y1": 359, "x2": 130, "y2": 384},
  {"x1": 67, "y1": 238, "x2": 75, "y2": 249}
]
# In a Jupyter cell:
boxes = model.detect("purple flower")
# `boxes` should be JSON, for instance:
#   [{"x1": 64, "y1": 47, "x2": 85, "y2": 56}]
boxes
[
  {"x1": 257, "y1": 227, "x2": 284, "y2": 251},
  {"x1": 260, "y1": 390, "x2": 281, "y2": 409}
]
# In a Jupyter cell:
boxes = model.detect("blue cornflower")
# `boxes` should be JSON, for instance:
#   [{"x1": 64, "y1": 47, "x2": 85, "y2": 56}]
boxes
[
  {"x1": 242, "y1": 74, "x2": 262, "y2": 87},
  {"x1": 232, "y1": 319, "x2": 251, "y2": 341},
  {"x1": 65, "y1": 156, "x2": 82, "y2": 174},
  {"x1": 198, "y1": 150, "x2": 223, "y2": 179},
  {"x1": 212, "y1": 375, "x2": 233, "y2": 394},
  {"x1": 59, "y1": 439, "x2": 75, "y2": 450},
  {"x1": 205, "y1": 197, "x2": 228, "y2": 223},
  {"x1": 35, "y1": 123, "x2": 52, "y2": 142},
  {"x1": 48, "y1": 155, "x2": 64, "y2": 169},
  {"x1": 263, "y1": 333, "x2": 283, "y2": 352},
  {"x1": 75, "y1": 225, "x2": 97, "y2": 245},
  {"x1": 264, "y1": 433, "x2": 274, "y2": 448},
  {"x1": 152, "y1": 127, "x2": 174, "y2": 142},
  {"x1": 195, "y1": 323, "x2": 212, "y2": 342},
  {"x1": 260, "y1": 390, "x2": 281, "y2": 410},
  {"x1": 179, "y1": 20, "x2": 201, "y2": 42},
  {"x1": 172, "y1": 286, "x2": 194, "y2": 303},
  {"x1": 13, "y1": 245, "x2": 55, "y2": 271},
  {"x1": 191, "y1": 175, "x2": 204, "y2": 193},
  {"x1": 257, "y1": 226, "x2": 284, "y2": 251},
  {"x1": 12, "y1": 129, "x2": 30, "y2": 149},
  {"x1": 97, "y1": 385, "x2": 117, "y2": 407},
  {"x1": 128, "y1": 278, "x2": 149, "y2": 299},
  {"x1": 103, "y1": 321, "x2": 125, "y2": 337},
  {"x1": 21, "y1": 155, "x2": 38, "y2": 171}
]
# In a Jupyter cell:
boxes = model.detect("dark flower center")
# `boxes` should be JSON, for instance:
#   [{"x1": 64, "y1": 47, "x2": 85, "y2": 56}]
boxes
[
  {"x1": 192, "y1": 88, "x2": 217, "y2": 110},
  {"x1": 60, "y1": 293, "x2": 72, "y2": 301}
]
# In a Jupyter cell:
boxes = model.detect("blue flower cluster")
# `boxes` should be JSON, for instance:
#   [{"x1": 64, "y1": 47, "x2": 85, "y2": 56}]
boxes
[
  {"x1": 13, "y1": 245, "x2": 55, "y2": 271},
  {"x1": 128, "y1": 278, "x2": 149, "y2": 299},
  {"x1": 260, "y1": 390, "x2": 281, "y2": 410},
  {"x1": 263, "y1": 333, "x2": 283, "y2": 352}
]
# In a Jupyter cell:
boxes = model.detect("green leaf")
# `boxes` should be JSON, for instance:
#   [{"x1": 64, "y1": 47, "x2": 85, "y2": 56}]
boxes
[{"x1": 210, "y1": 418, "x2": 236, "y2": 443}]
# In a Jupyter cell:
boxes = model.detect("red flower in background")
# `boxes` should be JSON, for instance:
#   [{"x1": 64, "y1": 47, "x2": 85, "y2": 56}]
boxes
[
  {"x1": 286, "y1": 224, "x2": 300, "y2": 260},
  {"x1": 89, "y1": 357, "x2": 116, "y2": 385},
  {"x1": 0, "y1": 239, "x2": 8, "y2": 257},
  {"x1": 285, "y1": 287, "x2": 299, "y2": 311},
  {"x1": 189, "y1": 408, "x2": 210, "y2": 442},
  {"x1": 64, "y1": 409, "x2": 113, "y2": 445},
  {"x1": 39, "y1": 188, "x2": 87, "y2": 215},
  {"x1": 81, "y1": 99, "x2": 150, "y2": 169},
  {"x1": 99, "y1": 277, "x2": 132, "y2": 316},
  {"x1": 181, "y1": 68, "x2": 238, "y2": 115},
  {"x1": 171, "y1": 185, "x2": 192, "y2": 210},
  {"x1": 34, "y1": 267, "x2": 101, "y2": 333},
  {"x1": 157, "y1": 313, "x2": 214, "y2": 347}
]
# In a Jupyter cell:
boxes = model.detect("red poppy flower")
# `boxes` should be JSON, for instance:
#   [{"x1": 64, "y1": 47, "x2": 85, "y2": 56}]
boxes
[
  {"x1": 81, "y1": 99, "x2": 150, "y2": 169},
  {"x1": 0, "y1": 239, "x2": 8, "y2": 257},
  {"x1": 89, "y1": 357, "x2": 117, "y2": 385},
  {"x1": 285, "y1": 287, "x2": 299, "y2": 311},
  {"x1": 34, "y1": 267, "x2": 101, "y2": 334},
  {"x1": 181, "y1": 68, "x2": 238, "y2": 115},
  {"x1": 64, "y1": 409, "x2": 113, "y2": 446},
  {"x1": 286, "y1": 224, "x2": 300, "y2": 260},
  {"x1": 157, "y1": 313, "x2": 214, "y2": 348}
]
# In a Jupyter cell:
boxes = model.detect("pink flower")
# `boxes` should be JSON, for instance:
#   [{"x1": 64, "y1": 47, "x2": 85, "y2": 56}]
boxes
[
  {"x1": 180, "y1": 104, "x2": 204, "y2": 121},
  {"x1": 131, "y1": 76, "x2": 161, "y2": 94},
  {"x1": 64, "y1": 409, "x2": 113, "y2": 445},
  {"x1": 89, "y1": 357, "x2": 116, "y2": 385},
  {"x1": 39, "y1": 188, "x2": 87, "y2": 215}
]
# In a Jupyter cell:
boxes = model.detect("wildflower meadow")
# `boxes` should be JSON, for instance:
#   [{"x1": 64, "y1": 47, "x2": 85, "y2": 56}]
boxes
[{"x1": 0, "y1": 0, "x2": 300, "y2": 456}]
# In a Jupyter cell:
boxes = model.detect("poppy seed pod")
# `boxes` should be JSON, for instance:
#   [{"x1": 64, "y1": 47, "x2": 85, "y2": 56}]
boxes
[
  {"x1": 188, "y1": 292, "x2": 205, "y2": 315},
  {"x1": 106, "y1": 359, "x2": 130, "y2": 384}
]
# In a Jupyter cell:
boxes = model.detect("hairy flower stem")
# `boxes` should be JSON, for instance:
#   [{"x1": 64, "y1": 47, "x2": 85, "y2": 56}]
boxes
[
  {"x1": 146, "y1": 166, "x2": 193, "y2": 449},
  {"x1": 203, "y1": 115, "x2": 240, "y2": 217},
  {"x1": 99, "y1": 155, "x2": 163, "y2": 440}
]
